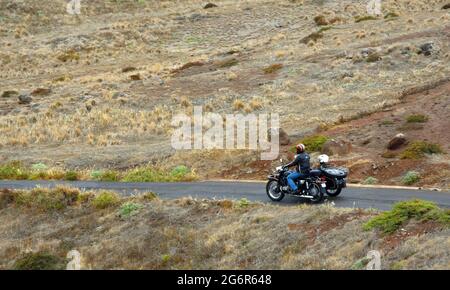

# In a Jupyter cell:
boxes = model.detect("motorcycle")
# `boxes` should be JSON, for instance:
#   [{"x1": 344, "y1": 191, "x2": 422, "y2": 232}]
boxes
[
  {"x1": 266, "y1": 155, "x2": 348, "y2": 203},
  {"x1": 314, "y1": 154, "x2": 348, "y2": 197},
  {"x1": 266, "y1": 163, "x2": 326, "y2": 203}
]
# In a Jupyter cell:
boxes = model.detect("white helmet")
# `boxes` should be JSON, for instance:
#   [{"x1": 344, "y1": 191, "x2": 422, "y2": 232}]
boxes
[{"x1": 318, "y1": 154, "x2": 329, "y2": 164}]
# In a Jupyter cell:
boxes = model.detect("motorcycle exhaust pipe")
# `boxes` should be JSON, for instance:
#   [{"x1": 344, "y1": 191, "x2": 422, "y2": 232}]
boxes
[{"x1": 294, "y1": 195, "x2": 314, "y2": 199}]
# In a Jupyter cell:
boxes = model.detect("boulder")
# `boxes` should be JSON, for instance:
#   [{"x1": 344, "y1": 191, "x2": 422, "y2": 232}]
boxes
[
  {"x1": 279, "y1": 128, "x2": 290, "y2": 145},
  {"x1": 387, "y1": 133, "x2": 407, "y2": 150},
  {"x1": 204, "y1": 3, "x2": 218, "y2": 9},
  {"x1": 418, "y1": 42, "x2": 438, "y2": 56},
  {"x1": 31, "y1": 88, "x2": 51, "y2": 96},
  {"x1": 322, "y1": 139, "x2": 352, "y2": 156},
  {"x1": 18, "y1": 94, "x2": 32, "y2": 104}
]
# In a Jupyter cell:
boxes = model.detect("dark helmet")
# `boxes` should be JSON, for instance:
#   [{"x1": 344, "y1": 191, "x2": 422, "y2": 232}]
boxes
[{"x1": 296, "y1": 143, "x2": 306, "y2": 154}]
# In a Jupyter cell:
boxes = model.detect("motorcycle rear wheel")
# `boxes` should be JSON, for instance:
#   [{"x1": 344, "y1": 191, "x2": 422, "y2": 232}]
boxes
[
  {"x1": 309, "y1": 183, "x2": 324, "y2": 203},
  {"x1": 325, "y1": 178, "x2": 342, "y2": 197},
  {"x1": 266, "y1": 180, "x2": 285, "y2": 201}
]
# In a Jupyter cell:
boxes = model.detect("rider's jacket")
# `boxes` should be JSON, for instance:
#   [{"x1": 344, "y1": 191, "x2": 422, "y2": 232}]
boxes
[{"x1": 284, "y1": 152, "x2": 311, "y2": 173}]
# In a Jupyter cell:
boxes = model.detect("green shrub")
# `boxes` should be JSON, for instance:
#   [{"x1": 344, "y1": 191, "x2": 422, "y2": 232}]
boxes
[
  {"x1": 381, "y1": 151, "x2": 397, "y2": 159},
  {"x1": 292, "y1": 135, "x2": 328, "y2": 152},
  {"x1": 300, "y1": 31, "x2": 323, "y2": 44},
  {"x1": 313, "y1": 15, "x2": 328, "y2": 26},
  {"x1": 400, "y1": 141, "x2": 443, "y2": 159},
  {"x1": 263, "y1": 63, "x2": 283, "y2": 74},
  {"x1": 91, "y1": 170, "x2": 120, "y2": 181},
  {"x1": 13, "y1": 252, "x2": 66, "y2": 270},
  {"x1": 64, "y1": 171, "x2": 79, "y2": 181},
  {"x1": 14, "y1": 186, "x2": 80, "y2": 211},
  {"x1": 141, "y1": 192, "x2": 158, "y2": 201},
  {"x1": 237, "y1": 198, "x2": 250, "y2": 208},
  {"x1": 366, "y1": 52, "x2": 381, "y2": 62},
  {"x1": 363, "y1": 199, "x2": 450, "y2": 234},
  {"x1": 355, "y1": 15, "x2": 378, "y2": 23},
  {"x1": 122, "y1": 166, "x2": 196, "y2": 182},
  {"x1": 31, "y1": 163, "x2": 48, "y2": 171},
  {"x1": 401, "y1": 171, "x2": 420, "y2": 185},
  {"x1": 362, "y1": 177, "x2": 378, "y2": 185},
  {"x1": 119, "y1": 202, "x2": 142, "y2": 217},
  {"x1": 0, "y1": 161, "x2": 30, "y2": 180},
  {"x1": 406, "y1": 114, "x2": 428, "y2": 123},
  {"x1": 217, "y1": 58, "x2": 238, "y2": 68},
  {"x1": 91, "y1": 191, "x2": 120, "y2": 209},
  {"x1": 380, "y1": 119, "x2": 394, "y2": 125},
  {"x1": 384, "y1": 12, "x2": 399, "y2": 19}
]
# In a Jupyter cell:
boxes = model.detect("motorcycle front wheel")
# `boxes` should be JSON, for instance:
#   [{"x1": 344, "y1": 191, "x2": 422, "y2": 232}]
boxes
[{"x1": 266, "y1": 180, "x2": 285, "y2": 202}]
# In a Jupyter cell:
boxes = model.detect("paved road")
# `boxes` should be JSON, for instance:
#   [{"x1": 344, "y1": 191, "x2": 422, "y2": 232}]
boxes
[{"x1": 1, "y1": 180, "x2": 449, "y2": 210}]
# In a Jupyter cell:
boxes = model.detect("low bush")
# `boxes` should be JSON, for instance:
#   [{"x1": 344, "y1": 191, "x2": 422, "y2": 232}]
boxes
[
  {"x1": 119, "y1": 202, "x2": 142, "y2": 218},
  {"x1": 401, "y1": 171, "x2": 420, "y2": 185},
  {"x1": 400, "y1": 141, "x2": 443, "y2": 159},
  {"x1": 362, "y1": 177, "x2": 378, "y2": 185},
  {"x1": 14, "y1": 186, "x2": 80, "y2": 211},
  {"x1": 363, "y1": 199, "x2": 450, "y2": 234},
  {"x1": 13, "y1": 251, "x2": 66, "y2": 270},
  {"x1": 292, "y1": 135, "x2": 328, "y2": 152}
]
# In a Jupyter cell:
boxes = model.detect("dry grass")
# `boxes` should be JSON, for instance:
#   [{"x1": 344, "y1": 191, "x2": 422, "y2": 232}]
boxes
[
  {"x1": 0, "y1": 189, "x2": 448, "y2": 269},
  {"x1": 0, "y1": 0, "x2": 449, "y2": 181}
]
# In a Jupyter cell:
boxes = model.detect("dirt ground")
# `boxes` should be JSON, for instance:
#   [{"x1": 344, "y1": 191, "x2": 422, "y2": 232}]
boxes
[{"x1": 0, "y1": 0, "x2": 449, "y2": 186}]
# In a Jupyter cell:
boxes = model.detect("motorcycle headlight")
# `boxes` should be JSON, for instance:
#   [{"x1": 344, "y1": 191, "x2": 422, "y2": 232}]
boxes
[{"x1": 276, "y1": 166, "x2": 282, "y2": 171}]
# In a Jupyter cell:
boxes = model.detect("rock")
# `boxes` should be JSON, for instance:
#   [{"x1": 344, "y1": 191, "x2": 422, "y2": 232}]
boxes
[
  {"x1": 418, "y1": 42, "x2": 438, "y2": 56},
  {"x1": 387, "y1": 133, "x2": 407, "y2": 150},
  {"x1": 204, "y1": 3, "x2": 218, "y2": 9},
  {"x1": 279, "y1": 128, "x2": 290, "y2": 145},
  {"x1": 130, "y1": 74, "x2": 141, "y2": 81},
  {"x1": 122, "y1": 66, "x2": 136, "y2": 73},
  {"x1": 322, "y1": 139, "x2": 352, "y2": 156},
  {"x1": 18, "y1": 94, "x2": 32, "y2": 104},
  {"x1": 31, "y1": 88, "x2": 51, "y2": 96},
  {"x1": 1, "y1": 90, "x2": 19, "y2": 98}
]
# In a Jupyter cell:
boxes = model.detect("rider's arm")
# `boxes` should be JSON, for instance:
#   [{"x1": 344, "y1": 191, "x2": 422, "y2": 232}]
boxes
[{"x1": 283, "y1": 155, "x2": 300, "y2": 168}]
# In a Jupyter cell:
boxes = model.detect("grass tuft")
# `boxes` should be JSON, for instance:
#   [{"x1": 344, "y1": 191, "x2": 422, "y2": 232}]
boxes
[
  {"x1": 14, "y1": 186, "x2": 80, "y2": 211},
  {"x1": 122, "y1": 165, "x2": 197, "y2": 182},
  {"x1": 119, "y1": 202, "x2": 142, "y2": 218},
  {"x1": 362, "y1": 176, "x2": 378, "y2": 185},
  {"x1": 263, "y1": 63, "x2": 283, "y2": 74},
  {"x1": 406, "y1": 114, "x2": 428, "y2": 123},
  {"x1": 355, "y1": 15, "x2": 378, "y2": 23},
  {"x1": 91, "y1": 191, "x2": 120, "y2": 209}
]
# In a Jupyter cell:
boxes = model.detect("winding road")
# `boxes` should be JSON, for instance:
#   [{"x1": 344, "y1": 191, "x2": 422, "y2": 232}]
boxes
[{"x1": 0, "y1": 180, "x2": 449, "y2": 210}]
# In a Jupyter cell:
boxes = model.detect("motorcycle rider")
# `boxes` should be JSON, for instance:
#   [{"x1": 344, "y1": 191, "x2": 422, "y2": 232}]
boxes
[{"x1": 282, "y1": 143, "x2": 311, "y2": 194}]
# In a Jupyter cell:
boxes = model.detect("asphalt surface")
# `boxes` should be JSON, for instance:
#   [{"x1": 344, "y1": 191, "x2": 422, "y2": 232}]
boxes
[{"x1": 0, "y1": 180, "x2": 449, "y2": 211}]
